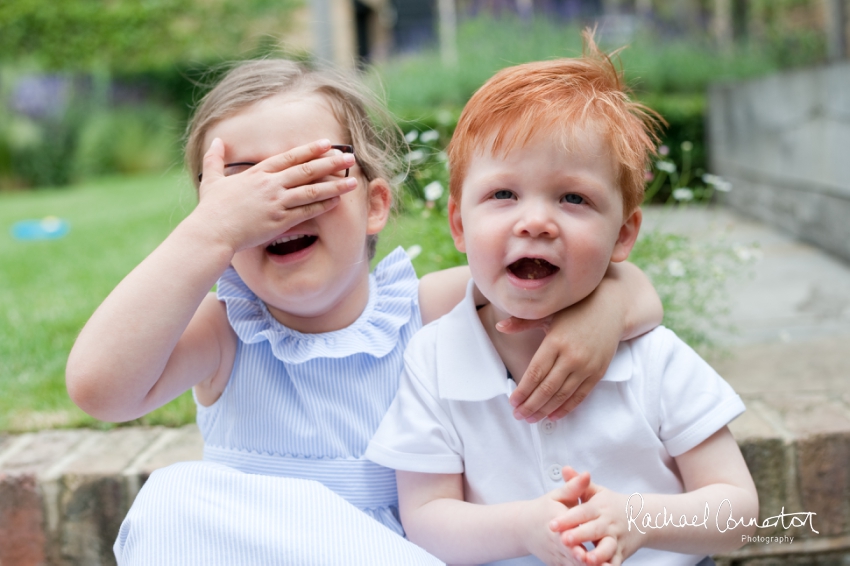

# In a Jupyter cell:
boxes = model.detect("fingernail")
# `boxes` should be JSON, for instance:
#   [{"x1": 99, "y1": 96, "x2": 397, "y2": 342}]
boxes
[
  {"x1": 526, "y1": 415, "x2": 540, "y2": 424},
  {"x1": 343, "y1": 153, "x2": 355, "y2": 164},
  {"x1": 317, "y1": 139, "x2": 331, "y2": 148},
  {"x1": 509, "y1": 397, "x2": 519, "y2": 408},
  {"x1": 344, "y1": 177, "x2": 357, "y2": 188}
]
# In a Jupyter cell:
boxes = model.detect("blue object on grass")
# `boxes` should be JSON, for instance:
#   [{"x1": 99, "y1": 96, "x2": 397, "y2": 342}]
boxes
[{"x1": 11, "y1": 217, "x2": 70, "y2": 241}]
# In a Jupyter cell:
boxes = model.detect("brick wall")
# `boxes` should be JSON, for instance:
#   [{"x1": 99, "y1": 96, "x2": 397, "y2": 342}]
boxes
[{"x1": 1, "y1": 419, "x2": 848, "y2": 565}]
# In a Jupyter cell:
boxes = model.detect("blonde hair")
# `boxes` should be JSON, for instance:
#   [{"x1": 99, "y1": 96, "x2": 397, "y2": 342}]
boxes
[
  {"x1": 448, "y1": 30, "x2": 663, "y2": 214},
  {"x1": 185, "y1": 59, "x2": 404, "y2": 258}
]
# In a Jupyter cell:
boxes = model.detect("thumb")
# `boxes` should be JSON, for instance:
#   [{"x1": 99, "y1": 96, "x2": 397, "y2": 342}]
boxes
[
  {"x1": 496, "y1": 314, "x2": 553, "y2": 335},
  {"x1": 200, "y1": 138, "x2": 226, "y2": 186}
]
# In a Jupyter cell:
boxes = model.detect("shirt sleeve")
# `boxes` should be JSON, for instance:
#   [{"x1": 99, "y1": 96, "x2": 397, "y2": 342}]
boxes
[
  {"x1": 636, "y1": 327, "x2": 746, "y2": 458},
  {"x1": 366, "y1": 338, "x2": 464, "y2": 474}
]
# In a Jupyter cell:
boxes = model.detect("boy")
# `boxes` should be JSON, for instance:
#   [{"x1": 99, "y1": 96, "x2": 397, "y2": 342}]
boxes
[{"x1": 365, "y1": 34, "x2": 758, "y2": 566}]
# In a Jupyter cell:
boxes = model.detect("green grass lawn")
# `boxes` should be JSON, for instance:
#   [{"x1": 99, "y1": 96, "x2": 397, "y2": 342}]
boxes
[{"x1": 0, "y1": 173, "x2": 466, "y2": 432}]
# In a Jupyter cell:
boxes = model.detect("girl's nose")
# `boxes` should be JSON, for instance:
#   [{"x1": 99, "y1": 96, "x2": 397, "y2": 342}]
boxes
[{"x1": 514, "y1": 202, "x2": 559, "y2": 239}]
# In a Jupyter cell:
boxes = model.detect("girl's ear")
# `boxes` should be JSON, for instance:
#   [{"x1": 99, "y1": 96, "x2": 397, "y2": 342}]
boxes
[
  {"x1": 448, "y1": 197, "x2": 466, "y2": 253},
  {"x1": 611, "y1": 207, "x2": 642, "y2": 262},
  {"x1": 366, "y1": 178, "x2": 392, "y2": 235}
]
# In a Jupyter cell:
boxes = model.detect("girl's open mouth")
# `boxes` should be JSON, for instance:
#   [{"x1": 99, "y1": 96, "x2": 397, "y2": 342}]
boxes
[
  {"x1": 507, "y1": 257, "x2": 560, "y2": 280},
  {"x1": 266, "y1": 234, "x2": 318, "y2": 256}
]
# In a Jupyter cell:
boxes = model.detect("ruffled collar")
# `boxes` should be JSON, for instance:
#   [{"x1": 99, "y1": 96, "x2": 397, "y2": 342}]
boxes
[{"x1": 216, "y1": 247, "x2": 420, "y2": 364}]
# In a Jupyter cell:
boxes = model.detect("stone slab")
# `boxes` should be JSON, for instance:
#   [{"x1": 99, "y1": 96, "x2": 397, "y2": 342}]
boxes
[
  {"x1": 0, "y1": 430, "x2": 92, "y2": 476},
  {"x1": 131, "y1": 424, "x2": 203, "y2": 476},
  {"x1": 61, "y1": 427, "x2": 165, "y2": 477}
]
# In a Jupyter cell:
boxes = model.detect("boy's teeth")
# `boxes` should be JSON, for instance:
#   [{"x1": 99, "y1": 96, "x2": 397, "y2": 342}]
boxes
[{"x1": 272, "y1": 234, "x2": 307, "y2": 245}]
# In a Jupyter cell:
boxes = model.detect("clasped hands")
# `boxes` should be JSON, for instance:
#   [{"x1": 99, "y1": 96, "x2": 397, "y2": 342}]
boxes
[{"x1": 529, "y1": 466, "x2": 640, "y2": 566}]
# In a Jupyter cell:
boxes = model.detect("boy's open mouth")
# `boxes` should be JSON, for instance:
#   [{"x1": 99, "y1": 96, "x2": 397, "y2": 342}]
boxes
[
  {"x1": 507, "y1": 257, "x2": 560, "y2": 280},
  {"x1": 266, "y1": 234, "x2": 318, "y2": 256}
]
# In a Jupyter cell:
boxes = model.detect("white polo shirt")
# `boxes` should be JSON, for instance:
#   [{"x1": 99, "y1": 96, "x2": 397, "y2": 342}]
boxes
[{"x1": 366, "y1": 282, "x2": 745, "y2": 566}]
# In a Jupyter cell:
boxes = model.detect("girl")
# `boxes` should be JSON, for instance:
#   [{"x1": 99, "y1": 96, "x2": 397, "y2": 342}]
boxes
[{"x1": 65, "y1": 60, "x2": 662, "y2": 564}]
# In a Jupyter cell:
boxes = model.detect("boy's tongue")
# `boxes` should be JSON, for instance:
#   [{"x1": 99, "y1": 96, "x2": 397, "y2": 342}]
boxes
[
  {"x1": 267, "y1": 235, "x2": 317, "y2": 256},
  {"x1": 508, "y1": 257, "x2": 559, "y2": 280}
]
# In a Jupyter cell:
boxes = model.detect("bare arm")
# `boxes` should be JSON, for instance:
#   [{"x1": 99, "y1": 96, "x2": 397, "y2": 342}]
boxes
[
  {"x1": 66, "y1": 139, "x2": 356, "y2": 422},
  {"x1": 553, "y1": 428, "x2": 759, "y2": 564},
  {"x1": 397, "y1": 471, "x2": 587, "y2": 565}
]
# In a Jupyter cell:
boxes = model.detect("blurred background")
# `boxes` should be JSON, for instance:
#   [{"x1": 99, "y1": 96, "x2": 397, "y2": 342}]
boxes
[{"x1": 0, "y1": 0, "x2": 848, "y2": 431}]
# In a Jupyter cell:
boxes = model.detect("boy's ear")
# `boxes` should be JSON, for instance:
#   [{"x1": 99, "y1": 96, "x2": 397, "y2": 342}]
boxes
[
  {"x1": 448, "y1": 197, "x2": 466, "y2": 253},
  {"x1": 611, "y1": 207, "x2": 642, "y2": 262},
  {"x1": 366, "y1": 178, "x2": 392, "y2": 235}
]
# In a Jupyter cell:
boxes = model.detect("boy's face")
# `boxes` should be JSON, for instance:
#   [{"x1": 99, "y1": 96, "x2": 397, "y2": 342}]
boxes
[{"x1": 449, "y1": 125, "x2": 641, "y2": 320}]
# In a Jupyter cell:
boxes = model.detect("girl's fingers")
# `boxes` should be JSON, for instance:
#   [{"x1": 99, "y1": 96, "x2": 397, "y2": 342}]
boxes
[
  {"x1": 547, "y1": 374, "x2": 601, "y2": 421},
  {"x1": 279, "y1": 177, "x2": 358, "y2": 209},
  {"x1": 515, "y1": 358, "x2": 584, "y2": 423},
  {"x1": 496, "y1": 315, "x2": 552, "y2": 335},
  {"x1": 282, "y1": 196, "x2": 343, "y2": 226},
  {"x1": 200, "y1": 138, "x2": 226, "y2": 186},
  {"x1": 527, "y1": 360, "x2": 586, "y2": 422},
  {"x1": 267, "y1": 147, "x2": 354, "y2": 188},
  {"x1": 509, "y1": 344, "x2": 559, "y2": 419},
  {"x1": 259, "y1": 139, "x2": 332, "y2": 174}
]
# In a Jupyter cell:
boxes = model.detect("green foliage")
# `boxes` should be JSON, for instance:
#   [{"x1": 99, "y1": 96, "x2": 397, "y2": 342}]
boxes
[
  {"x1": 629, "y1": 229, "x2": 745, "y2": 350},
  {"x1": 0, "y1": 0, "x2": 302, "y2": 72},
  {"x1": 72, "y1": 105, "x2": 181, "y2": 178},
  {"x1": 373, "y1": 15, "x2": 822, "y2": 120},
  {"x1": 0, "y1": 97, "x2": 181, "y2": 189}
]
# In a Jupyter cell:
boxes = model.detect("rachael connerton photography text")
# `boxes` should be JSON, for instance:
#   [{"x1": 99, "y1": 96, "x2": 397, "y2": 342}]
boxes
[{"x1": 625, "y1": 493, "x2": 819, "y2": 536}]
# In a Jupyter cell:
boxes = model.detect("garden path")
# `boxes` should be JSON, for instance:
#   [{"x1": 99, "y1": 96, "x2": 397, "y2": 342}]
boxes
[{"x1": 642, "y1": 205, "x2": 850, "y2": 398}]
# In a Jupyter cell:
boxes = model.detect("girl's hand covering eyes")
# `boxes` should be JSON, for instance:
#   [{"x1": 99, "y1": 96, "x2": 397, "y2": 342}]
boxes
[{"x1": 195, "y1": 138, "x2": 358, "y2": 254}]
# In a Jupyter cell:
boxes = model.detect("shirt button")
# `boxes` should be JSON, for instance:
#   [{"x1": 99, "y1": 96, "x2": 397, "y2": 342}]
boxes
[
  {"x1": 541, "y1": 419, "x2": 556, "y2": 435},
  {"x1": 547, "y1": 464, "x2": 562, "y2": 482}
]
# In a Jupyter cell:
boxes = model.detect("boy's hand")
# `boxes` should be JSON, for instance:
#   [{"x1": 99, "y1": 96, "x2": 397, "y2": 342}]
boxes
[
  {"x1": 499, "y1": 295, "x2": 619, "y2": 422},
  {"x1": 520, "y1": 469, "x2": 592, "y2": 566},
  {"x1": 550, "y1": 468, "x2": 641, "y2": 566},
  {"x1": 195, "y1": 138, "x2": 357, "y2": 254}
]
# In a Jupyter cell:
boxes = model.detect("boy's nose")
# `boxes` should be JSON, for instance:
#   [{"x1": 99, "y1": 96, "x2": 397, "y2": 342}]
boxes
[{"x1": 514, "y1": 203, "x2": 559, "y2": 239}]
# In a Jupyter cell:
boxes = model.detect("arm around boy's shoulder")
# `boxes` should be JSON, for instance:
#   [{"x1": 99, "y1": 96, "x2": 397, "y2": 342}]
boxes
[{"x1": 627, "y1": 326, "x2": 746, "y2": 458}]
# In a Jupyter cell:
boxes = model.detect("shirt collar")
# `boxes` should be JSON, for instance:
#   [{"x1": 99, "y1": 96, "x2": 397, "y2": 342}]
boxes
[{"x1": 435, "y1": 280, "x2": 633, "y2": 402}]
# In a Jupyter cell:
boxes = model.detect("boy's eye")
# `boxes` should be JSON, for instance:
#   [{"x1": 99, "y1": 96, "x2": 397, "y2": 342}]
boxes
[
  {"x1": 562, "y1": 193, "x2": 584, "y2": 205},
  {"x1": 493, "y1": 190, "x2": 515, "y2": 200}
]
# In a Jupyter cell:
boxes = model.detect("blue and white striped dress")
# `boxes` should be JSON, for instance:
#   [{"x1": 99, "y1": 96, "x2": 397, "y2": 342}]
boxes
[{"x1": 115, "y1": 248, "x2": 442, "y2": 565}]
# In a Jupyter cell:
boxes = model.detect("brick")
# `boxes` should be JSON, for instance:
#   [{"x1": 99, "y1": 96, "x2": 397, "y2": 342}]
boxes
[
  {"x1": 795, "y1": 433, "x2": 850, "y2": 538},
  {"x1": 0, "y1": 473, "x2": 46, "y2": 566},
  {"x1": 739, "y1": 437, "x2": 792, "y2": 538},
  {"x1": 45, "y1": 428, "x2": 165, "y2": 566},
  {"x1": 757, "y1": 393, "x2": 850, "y2": 538},
  {"x1": 729, "y1": 408, "x2": 794, "y2": 538}
]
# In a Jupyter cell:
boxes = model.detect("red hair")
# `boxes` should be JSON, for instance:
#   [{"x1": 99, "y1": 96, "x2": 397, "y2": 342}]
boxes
[{"x1": 447, "y1": 30, "x2": 663, "y2": 214}]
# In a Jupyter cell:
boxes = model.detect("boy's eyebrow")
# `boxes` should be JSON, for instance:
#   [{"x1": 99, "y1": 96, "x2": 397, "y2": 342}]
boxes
[{"x1": 475, "y1": 171, "x2": 608, "y2": 193}]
